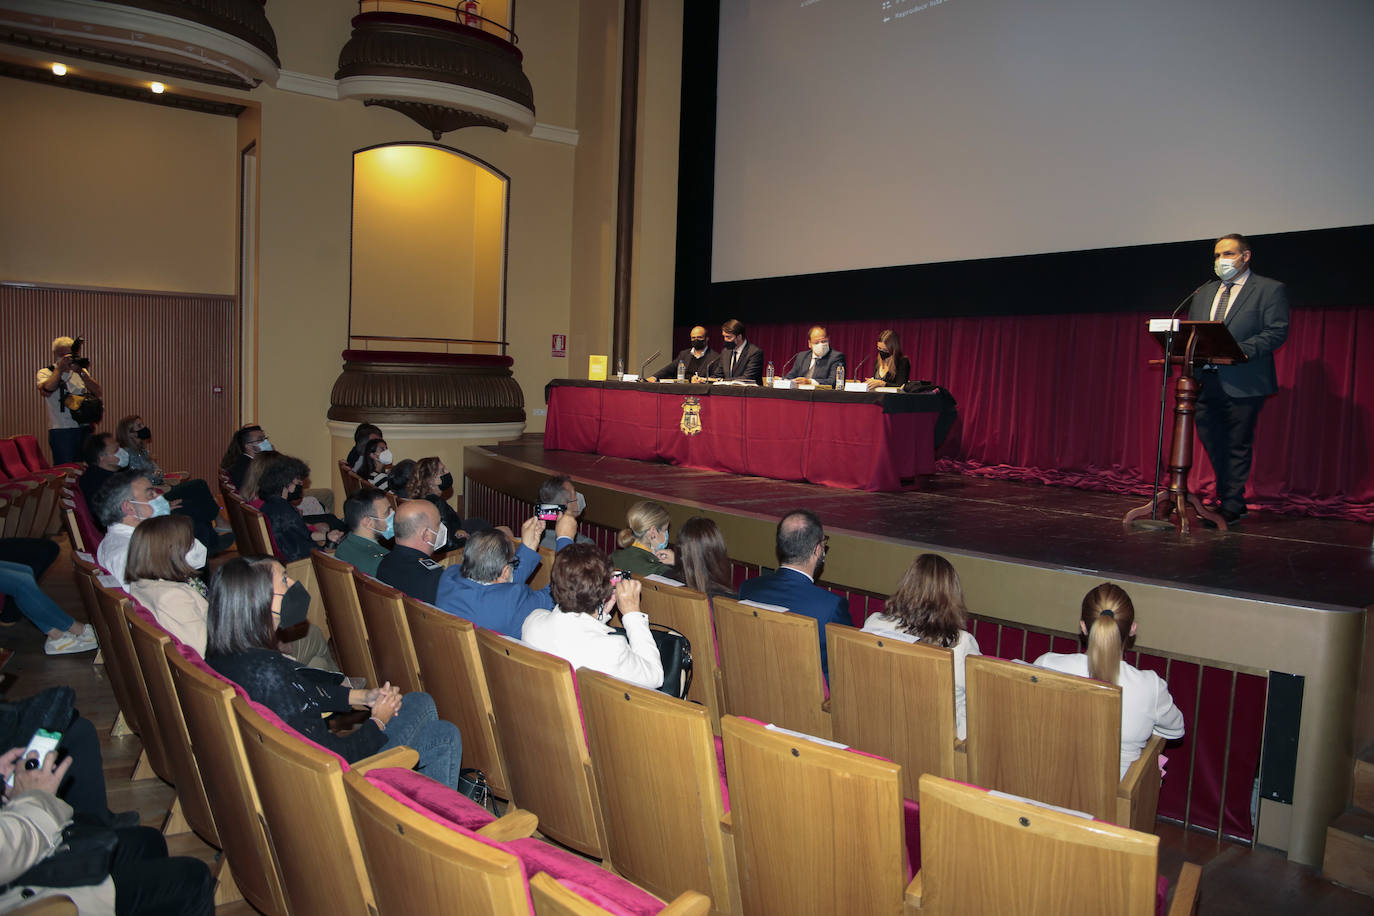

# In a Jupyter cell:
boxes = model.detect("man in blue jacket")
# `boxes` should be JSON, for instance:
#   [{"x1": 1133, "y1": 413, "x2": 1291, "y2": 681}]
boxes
[
  {"x1": 738, "y1": 509, "x2": 849, "y2": 680},
  {"x1": 434, "y1": 510, "x2": 578, "y2": 637}
]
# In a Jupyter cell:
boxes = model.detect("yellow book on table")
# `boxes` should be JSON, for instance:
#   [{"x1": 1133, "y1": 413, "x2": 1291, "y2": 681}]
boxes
[{"x1": 588, "y1": 355, "x2": 608, "y2": 380}]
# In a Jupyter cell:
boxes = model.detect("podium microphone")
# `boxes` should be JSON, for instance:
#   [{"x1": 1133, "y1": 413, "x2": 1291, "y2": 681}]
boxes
[
  {"x1": 637, "y1": 350, "x2": 662, "y2": 378},
  {"x1": 850, "y1": 351, "x2": 875, "y2": 380},
  {"x1": 1146, "y1": 282, "x2": 1207, "y2": 522},
  {"x1": 778, "y1": 350, "x2": 803, "y2": 377}
]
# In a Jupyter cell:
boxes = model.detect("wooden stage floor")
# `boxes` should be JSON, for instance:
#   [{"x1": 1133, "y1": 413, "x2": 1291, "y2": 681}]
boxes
[{"x1": 487, "y1": 438, "x2": 1374, "y2": 612}]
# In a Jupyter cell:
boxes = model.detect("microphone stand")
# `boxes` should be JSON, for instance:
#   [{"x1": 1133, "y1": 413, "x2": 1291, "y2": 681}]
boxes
[
  {"x1": 637, "y1": 349, "x2": 661, "y2": 379},
  {"x1": 850, "y1": 351, "x2": 875, "y2": 382},
  {"x1": 1148, "y1": 285, "x2": 1204, "y2": 520}
]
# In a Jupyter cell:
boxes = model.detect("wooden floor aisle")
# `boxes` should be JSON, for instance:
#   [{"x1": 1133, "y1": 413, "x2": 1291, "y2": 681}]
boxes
[{"x1": 2, "y1": 537, "x2": 1370, "y2": 914}]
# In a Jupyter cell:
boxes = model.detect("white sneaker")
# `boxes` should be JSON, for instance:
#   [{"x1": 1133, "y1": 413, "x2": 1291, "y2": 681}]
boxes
[{"x1": 45, "y1": 626, "x2": 99, "y2": 655}]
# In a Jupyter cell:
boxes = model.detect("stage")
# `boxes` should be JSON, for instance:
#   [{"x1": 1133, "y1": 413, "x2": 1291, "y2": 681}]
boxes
[{"x1": 463, "y1": 436, "x2": 1374, "y2": 867}]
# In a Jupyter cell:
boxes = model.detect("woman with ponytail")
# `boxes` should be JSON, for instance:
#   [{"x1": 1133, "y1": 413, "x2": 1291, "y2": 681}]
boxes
[
  {"x1": 1034, "y1": 583, "x2": 1185, "y2": 778},
  {"x1": 609, "y1": 500, "x2": 676, "y2": 577}
]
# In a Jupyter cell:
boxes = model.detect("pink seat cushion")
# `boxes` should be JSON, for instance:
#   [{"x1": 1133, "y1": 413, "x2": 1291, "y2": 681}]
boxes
[
  {"x1": 1156, "y1": 874, "x2": 1169, "y2": 916},
  {"x1": 505, "y1": 838, "x2": 664, "y2": 916},
  {"x1": 713, "y1": 735, "x2": 730, "y2": 812},
  {"x1": 363, "y1": 766, "x2": 495, "y2": 831}
]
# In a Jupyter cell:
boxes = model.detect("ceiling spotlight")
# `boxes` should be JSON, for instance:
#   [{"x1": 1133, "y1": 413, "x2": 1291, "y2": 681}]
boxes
[
  {"x1": 51, "y1": 63, "x2": 67, "y2": 76},
  {"x1": 150, "y1": 81, "x2": 165, "y2": 94}
]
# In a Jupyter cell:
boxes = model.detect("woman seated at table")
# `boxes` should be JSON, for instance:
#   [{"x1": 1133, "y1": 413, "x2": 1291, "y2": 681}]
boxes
[
  {"x1": 206, "y1": 555, "x2": 463, "y2": 788},
  {"x1": 610, "y1": 500, "x2": 675, "y2": 577},
  {"x1": 865, "y1": 329, "x2": 911, "y2": 390},
  {"x1": 521, "y1": 544, "x2": 664, "y2": 690},
  {"x1": 862, "y1": 553, "x2": 981, "y2": 739},
  {"x1": 1034, "y1": 583, "x2": 1185, "y2": 778},
  {"x1": 402, "y1": 456, "x2": 492, "y2": 547},
  {"x1": 678, "y1": 516, "x2": 737, "y2": 599}
]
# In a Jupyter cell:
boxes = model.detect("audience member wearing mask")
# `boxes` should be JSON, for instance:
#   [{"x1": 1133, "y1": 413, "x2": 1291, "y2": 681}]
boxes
[
  {"x1": 403, "y1": 457, "x2": 492, "y2": 547},
  {"x1": 434, "y1": 512, "x2": 578, "y2": 638},
  {"x1": 646, "y1": 325, "x2": 717, "y2": 382},
  {"x1": 205, "y1": 556, "x2": 461, "y2": 788},
  {"x1": 345, "y1": 422, "x2": 383, "y2": 472},
  {"x1": 258, "y1": 456, "x2": 344, "y2": 563},
  {"x1": 786, "y1": 325, "x2": 847, "y2": 386},
  {"x1": 335, "y1": 488, "x2": 392, "y2": 576},
  {"x1": 360, "y1": 438, "x2": 395, "y2": 491},
  {"x1": 375, "y1": 500, "x2": 449, "y2": 604},
  {"x1": 221, "y1": 424, "x2": 273, "y2": 490},
  {"x1": 521, "y1": 544, "x2": 664, "y2": 689},
  {"x1": 536, "y1": 474, "x2": 594, "y2": 549},
  {"x1": 77, "y1": 432, "x2": 123, "y2": 510},
  {"x1": 610, "y1": 500, "x2": 676, "y2": 578},
  {"x1": 114, "y1": 414, "x2": 231, "y2": 554},
  {"x1": 92, "y1": 471, "x2": 207, "y2": 586}
]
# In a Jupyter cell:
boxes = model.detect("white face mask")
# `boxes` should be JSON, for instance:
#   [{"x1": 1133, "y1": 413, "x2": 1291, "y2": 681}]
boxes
[
  {"x1": 113, "y1": 448, "x2": 129, "y2": 469},
  {"x1": 426, "y1": 525, "x2": 447, "y2": 553},
  {"x1": 812, "y1": 341, "x2": 830, "y2": 358},
  {"x1": 185, "y1": 539, "x2": 208, "y2": 570},
  {"x1": 377, "y1": 449, "x2": 394, "y2": 465},
  {"x1": 1214, "y1": 258, "x2": 1241, "y2": 281}
]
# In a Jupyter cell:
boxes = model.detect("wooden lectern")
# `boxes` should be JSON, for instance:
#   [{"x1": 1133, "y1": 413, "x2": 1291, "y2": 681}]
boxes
[{"x1": 1124, "y1": 320, "x2": 1247, "y2": 534}]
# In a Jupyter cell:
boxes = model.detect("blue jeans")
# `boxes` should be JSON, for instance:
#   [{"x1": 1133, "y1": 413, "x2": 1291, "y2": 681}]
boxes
[
  {"x1": 381, "y1": 691, "x2": 462, "y2": 790},
  {"x1": 0, "y1": 559, "x2": 75, "y2": 634}
]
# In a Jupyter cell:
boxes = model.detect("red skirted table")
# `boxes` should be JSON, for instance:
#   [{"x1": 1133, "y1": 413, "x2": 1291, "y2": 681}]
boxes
[{"x1": 543, "y1": 380, "x2": 944, "y2": 491}]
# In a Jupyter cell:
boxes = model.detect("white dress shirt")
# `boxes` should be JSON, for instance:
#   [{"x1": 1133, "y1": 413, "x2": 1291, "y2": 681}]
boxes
[
  {"x1": 1209, "y1": 268, "x2": 1250, "y2": 321},
  {"x1": 860, "y1": 614, "x2": 981, "y2": 740},
  {"x1": 97, "y1": 523, "x2": 135, "y2": 585},
  {"x1": 1033, "y1": 651, "x2": 1185, "y2": 778},
  {"x1": 522, "y1": 606, "x2": 664, "y2": 690}
]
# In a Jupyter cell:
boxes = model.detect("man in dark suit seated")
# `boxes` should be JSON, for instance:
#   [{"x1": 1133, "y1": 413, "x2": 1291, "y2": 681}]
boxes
[
  {"x1": 737, "y1": 509, "x2": 848, "y2": 680},
  {"x1": 786, "y1": 325, "x2": 847, "y2": 386},
  {"x1": 376, "y1": 500, "x2": 448, "y2": 604},
  {"x1": 1187, "y1": 233, "x2": 1290, "y2": 526},
  {"x1": 647, "y1": 325, "x2": 717, "y2": 382},
  {"x1": 702, "y1": 318, "x2": 764, "y2": 384}
]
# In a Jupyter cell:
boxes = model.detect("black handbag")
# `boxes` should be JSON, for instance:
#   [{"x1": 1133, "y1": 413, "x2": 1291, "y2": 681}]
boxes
[
  {"x1": 458, "y1": 767, "x2": 490, "y2": 807},
  {"x1": 611, "y1": 623, "x2": 693, "y2": 699},
  {"x1": 1, "y1": 822, "x2": 119, "y2": 892}
]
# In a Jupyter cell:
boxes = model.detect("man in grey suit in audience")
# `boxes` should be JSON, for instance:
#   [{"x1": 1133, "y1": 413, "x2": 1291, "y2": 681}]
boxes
[{"x1": 1186, "y1": 233, "x2": 1290, "y2": 525}]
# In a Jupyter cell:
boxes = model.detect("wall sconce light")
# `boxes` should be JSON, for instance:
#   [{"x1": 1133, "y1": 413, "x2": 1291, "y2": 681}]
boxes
[
  {"x1": 150, "y1": 81, "x2": 165, "y2": 94},
  {"x1": 51, "y1": 62, "x2": 67, "y2": 76}
]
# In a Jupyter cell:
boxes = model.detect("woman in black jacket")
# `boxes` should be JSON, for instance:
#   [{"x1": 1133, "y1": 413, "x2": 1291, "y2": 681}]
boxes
[
  {"x1": 204, "y1": 555, "x2": 463, "y2": 788},
  {"x1": 865, "y1": 329, "x2": 912, "y2": 389}
]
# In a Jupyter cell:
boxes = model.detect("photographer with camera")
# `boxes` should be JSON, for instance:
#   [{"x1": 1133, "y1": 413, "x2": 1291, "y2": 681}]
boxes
[{"x1": 35, "y1": 336, "x2": 103, "y2": 465}]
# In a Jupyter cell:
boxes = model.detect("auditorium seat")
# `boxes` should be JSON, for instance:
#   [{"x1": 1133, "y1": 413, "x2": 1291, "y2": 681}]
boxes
[
  {"x1": 719, "y1": 714, "x2": 916, "y2": 915},
  {"x1": 351, "y1": 570, "x2": 423, "y2": 693},
  {"x1": 311, "y1": 549, "x2": 379, "y2": 686},
  {"x1": 232, "y1": 694, "x2": 418, "y2": 916},
  {"x1": 402, "y1": 594, "x2": 511, "y2": 799},
  {"x1": 13, "y1": 433, "x2": 80, "y2": 474},
  {"x1": 578, "y1": 668, "x2": 739, "y2": 914},
  {"x1": 964, "y1": 655, "x2": 1166, "y2": 832},
  {"x1": 165, "y1": 642, "x2": 288, "y2": 914},
  {"x1": 826, "y1": 624, "x2": 961, "y2": 796},
  {"x1": 338, "y1": 458, "x2": 362, "y2": 498},
  {"x1": 65, "y1": 485, "x2": 102, "y2": 552},
  {"x1": 712, "y1": 596, "x2": 831, "y2": 739},
  {"x1": 123, "y1": 601, "x2": 219, "y2": 844},
  {"x1": 910, "y1": 773, "x2": 1201, "y2": 915},
  {"x1": 242, "y1": 497, "x2": 329, "y2": 638},
  {"x1": 218, "y1": 477, "x2": 252, "y2": 552},
  {"x1": 528, "y1": 872, "x2": 711, "y2": 916},
  {"x1": 636, "y1": 577, "x2": 726, "y2": 735},
  {"x1": 527, "y1": 545, "x2": 555, "y2": 591},
  {"x1": 89, "y1": 571, "x2": 169, "y2": 781},
  {"x1": 476, "y1": 629, "x2": 608, "y2": 859}
]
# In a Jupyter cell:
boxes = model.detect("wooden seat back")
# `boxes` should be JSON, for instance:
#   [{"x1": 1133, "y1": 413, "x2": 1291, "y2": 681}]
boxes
[
  {"x1": 712, "y1": 596, "x2": 830, "y2": 738},
  {"x1": 164, "y1": 644, "x2": 288, "y2": 916},
  {"x1": 60, "y1": 498, "x2": 85, "y2": 554},
  {"x1": 238, "y1": 500, "x2": 276, "y2": 558},
  {"x1": 351, "y1": 570, "x2": 423, "y2": 693},
  {"x1": 72, "y1": 554, "x2": 136, "y2": 716},
  {"x1": 91, "y1": 576, "x2": 173, "y2": 781},
  {"x1": 475, "y1": 629, "x2": 607, "y2": 858},
  {"x1": 231, "y1": 697, "x2": 380, "y2": 916},
  {"x1": 527, "y1": 545, "x2": 555, "y2": 591},
  {"x1": 911, "y1": 774, "x2": 1161, "y2": 915},
  {"x1": 124, "y1": 604, "x2": 218, "y2": 845},
  {"x1": 827, "y1": 624, "x2": 958, "y2": 796},
  {"x1": 402, "y1": 596, "x2": 510, "y2": 798},
  {"x1": 964, "y1": 655, "x2": 1121, "y2": 822},
  {"x1": 528, "y1": 873, "x2": 711, "y2": 916},
  {"x1": 341, "y1": 768, "x2": 530, "y2": 916},
  {"x1": 578, "y1": 669, "x2": 736, "y2": 913},
  {"x1": 311, "y1": 549, "x2": 379, "y2": 685},
  {"x1": 218, "y1": 479, "x2": 251, "y2": 553},
  {"x1": 636, "y1": 579, "x2": 725, "y2": 734},
  {"x1": 338, "y1": 459, "x2": 362, "y2": 497},
  {"x1": 720, "y1": 714, "x2": 908, "y2": 915}
]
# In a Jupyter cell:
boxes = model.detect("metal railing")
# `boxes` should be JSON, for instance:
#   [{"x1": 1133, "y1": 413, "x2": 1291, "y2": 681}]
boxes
[{"x1": 356, "y1": 0, "x2": 518, "y2": 45}]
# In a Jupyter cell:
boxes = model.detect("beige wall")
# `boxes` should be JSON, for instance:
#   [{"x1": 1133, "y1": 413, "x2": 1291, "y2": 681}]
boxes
[
  {"x1": 0, "y1": 78, "x2": 237, "y2": 294},
  {"x1": 0, "y1": 0, "x2": 687, "y2": 486}
]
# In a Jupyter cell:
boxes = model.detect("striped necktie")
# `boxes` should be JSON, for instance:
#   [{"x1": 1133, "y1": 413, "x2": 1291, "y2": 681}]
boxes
[{"x1": 1211, "y1": 282, "x2": 1235, "y2": 321}]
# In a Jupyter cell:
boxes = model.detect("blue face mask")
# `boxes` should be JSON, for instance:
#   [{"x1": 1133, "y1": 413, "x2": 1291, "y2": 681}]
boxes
[
  {"x1": 132, "y1": 496, "x2": 171, "y2": 519},
  {"x1": 114, "y1": 447, "x2": 130, "y2": 468},
  {"x1": 373, "y1": 513, "x2": 395, "y2": 540},
  {"x1": 655, "y1": 528, "x2": 669, "y2": 552}
]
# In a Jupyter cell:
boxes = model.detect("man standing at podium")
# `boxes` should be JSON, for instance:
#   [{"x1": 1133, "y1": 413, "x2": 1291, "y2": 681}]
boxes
[{"x1": 1187, "y1": 233, "x2": 1289, "y2": 525}]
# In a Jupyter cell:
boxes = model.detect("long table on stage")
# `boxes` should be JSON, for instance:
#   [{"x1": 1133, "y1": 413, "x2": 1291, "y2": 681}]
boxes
[{"x1": 543, "y1": 378, "x2": 942, "y2": 491}]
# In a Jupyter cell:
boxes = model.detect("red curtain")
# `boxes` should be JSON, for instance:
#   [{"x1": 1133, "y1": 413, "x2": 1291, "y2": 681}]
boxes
[{"x1": 714, "y1": 307, "x2": 1374, "y2": 521}]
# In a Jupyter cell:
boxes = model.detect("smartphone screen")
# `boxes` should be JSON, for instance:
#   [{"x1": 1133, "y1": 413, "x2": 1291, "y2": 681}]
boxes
[{"x1": 6, "y1": 728, "x2": 62, "y2": 787}]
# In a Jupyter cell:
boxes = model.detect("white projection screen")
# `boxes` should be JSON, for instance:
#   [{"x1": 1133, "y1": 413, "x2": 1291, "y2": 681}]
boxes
[{"x1": 712, "y1": 0, "x2": 1374, "y2": 283}]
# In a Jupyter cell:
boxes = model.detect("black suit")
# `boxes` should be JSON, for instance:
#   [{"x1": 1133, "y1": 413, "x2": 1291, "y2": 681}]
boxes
[
  {"x1": 1186, "y1": 271, "x2": 1290, "y2": 516},
  {"x1": 656, "y1": 347, "x2": 717, "y2": 379},
  {"x1": 376, "y1": 544, "x2": 444, "y2": 605},
  {"x1": 709, "y1": 341, "x2": 765, "y2": 384},
  {"x1": 786, "y1": 349, "x2": 848, "y2": 385}
]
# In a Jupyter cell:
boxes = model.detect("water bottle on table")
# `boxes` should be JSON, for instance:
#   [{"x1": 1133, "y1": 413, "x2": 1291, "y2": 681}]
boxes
[
  {"x1": 835, "y1": 363, "x2": 845, "y2": 390},
  {"x1": 765, "y1": 361, "x2": 775, "y2": 386},
  {"x1": 678, "y1": 360, "x2": 686, "y2": 382}
]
